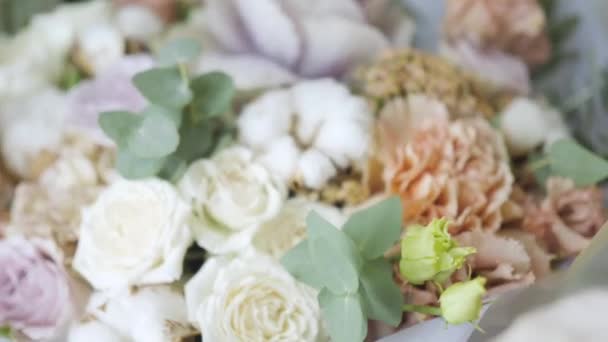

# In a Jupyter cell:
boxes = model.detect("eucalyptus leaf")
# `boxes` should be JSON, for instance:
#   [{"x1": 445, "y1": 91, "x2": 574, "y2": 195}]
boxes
[
  {"x1": 548, "y1": 138, "x2": 608, "y2": 186},
  {"x1": 318, "y1": 289, "x2": 367, "y2": 342},
  {"x1": 98, "y1": 111, "x2": 141, "y2": 147},
  {"x1": 359, "y1": 258, "x2": 404, "y2": 327},
  {"x1": 157, "y1": 37, "x2": 202, "y2": 65},
  {"x1": 116, "y1": 150, "x2": 166, "y2": 179},
  {"x1": 342, "y1": 196, "x2": 402, "y2": 260},
  {"x1": 158, "y1": 155, "x2": 188, "y2": 183},
  {"x1": 307, "y1": 212, "x2": 361, "y2": 294},
  {"x1": 133, "y1": 67, "x2": 192, "y2": 109},
  {"x1": 174, "y1": 120, "x2": 215, "y2": 163},
  {"x1": 126, "y1": 109, "x2": 180, "y2": 158},
  {"x1": 281, "y1": 240, "x2": 324, "y2": 290},
  {"x1": 190, "y1": 72, "x2": 235, "y2": 121},
  {"x1": 145, "y1": 104, "x2": 182, "y2": 127}
]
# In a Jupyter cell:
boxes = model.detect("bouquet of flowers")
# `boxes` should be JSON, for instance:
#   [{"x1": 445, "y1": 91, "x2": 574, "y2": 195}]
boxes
[{"x1": 1, "y1": 0, "x2": 607, "y2": 341}]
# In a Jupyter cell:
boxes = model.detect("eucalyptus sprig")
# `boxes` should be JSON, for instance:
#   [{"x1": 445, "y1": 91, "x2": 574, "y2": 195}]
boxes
[
  {"x1": 99, "y1": 38, "x2": 235, "y2": 182},
  {"x1": 528, "y1": 138, "x2": 608, "y2": 187},
  {"x1": 281, "y1": 197, "x2": 404, "y2": 342}
]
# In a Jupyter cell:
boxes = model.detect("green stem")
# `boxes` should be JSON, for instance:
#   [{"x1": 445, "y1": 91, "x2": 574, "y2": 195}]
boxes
[
  {"x1": 402, "y1": 304, "x2": 442, "y2": 316},
  {"x1": 178, "y1": 63, "x2": 189, "y2": 82},
  {"x1": 528, "y1": 157, "x2": 551, "y2": 171}
]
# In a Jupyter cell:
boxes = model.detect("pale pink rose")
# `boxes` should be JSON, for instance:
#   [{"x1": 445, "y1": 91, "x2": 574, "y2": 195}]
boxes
[
  {"x1": 66, "y1": 54, "x2": 155, "y2": 146},
  {"x1": 196, "y1": 0, "x2": 414, "y2": 89},
  {"x1": 0, "y1": 237, "x2": 71, "y2": 340}
]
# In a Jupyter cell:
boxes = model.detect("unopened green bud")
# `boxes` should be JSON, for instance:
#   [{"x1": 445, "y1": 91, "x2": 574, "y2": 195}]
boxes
[
  {"x1": 399, "y1": 218, "x2": 475, "y2": 285},
  {"x1": 440, "y1": 277, "x2": 486, "y2": 325}
]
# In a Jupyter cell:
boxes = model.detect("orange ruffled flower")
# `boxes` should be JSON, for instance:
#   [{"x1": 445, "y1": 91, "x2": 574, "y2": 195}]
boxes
[
  {"x1": 521, "y1": 177, "x2": 606, "y2": 257},
  {"x1": 377, "y1": 96, "x2": 513, "y2": 234},
  {"x1": 444, "y1": 0, "x2": 551, "y2": 67}
]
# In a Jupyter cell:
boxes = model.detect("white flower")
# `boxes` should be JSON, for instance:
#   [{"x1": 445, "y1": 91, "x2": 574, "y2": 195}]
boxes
[
  {"x1": 73, "y1": 179, "x2": 192, "y2": 290},
  {"x1": 76, "y1": 24, "x2": 125, "y2": 75},
  {"x1": 499, "y1": 97, "x2": 570, "y2": 156},
  {"x1": 69, "y1": 286, "x2": 192, "y2": 342},
  {"x1": 238, "y1": 79, "x2": 373, "y2": 189},
  {"x1": 0, "y1": 88, "x2": 67, "y2": 179},
  {"x1": 253, "y1": 198, "x2": 345, "y2": 259},
  {"x1": 185, "y1": 253, "x2": 325, "y2": 342},
  {"x1": 115, "y1": 5, "x2": 164, "y2": 41},
  {"x1": 178, "y1": 146, "x2": 285, "y2": 255}
]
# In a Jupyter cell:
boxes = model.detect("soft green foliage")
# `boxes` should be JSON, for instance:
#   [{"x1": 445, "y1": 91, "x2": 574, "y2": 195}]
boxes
[
  {"x1": 548, "y1": 138, "x2": 608, "y2": 186},
  {"x1": 190, "y1": 72, "x2": 235, "y2": 121},
  {"x1": 157, "y1": 37, "x2": 202, "y2": 66},
  {"x1": 439, "y1": 277, "x2": 487, "y2": 325},
  {"x1": 399, "y1": 219, "x2": 476, "y2": 285},
  {"x1": 133, "y1": 67, "x2": 193, "y2": 110},
  {"x1": 98, "y1": 38, "x2": 236, "y2": 181},
  {"x1": 342, "y1": 196, "x2": 402, "y2": 259},
  {"x1": 318, "y1": 289, "x2": 367, "y2": 342},
  {"x1": 0, "y1": 326, "x2": 10, "y2": 338},
  {"x1": 281, "y1": 197, "x2": 404, "y2": 342}
]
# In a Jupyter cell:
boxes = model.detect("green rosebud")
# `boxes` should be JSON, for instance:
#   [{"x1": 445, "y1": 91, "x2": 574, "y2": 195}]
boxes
[
  {"x1": 439, "y1": 277, "x2": 487, "y2": 325},
  {"x1": 399, "y1": 218, "x2": 475, "y2": 285}
]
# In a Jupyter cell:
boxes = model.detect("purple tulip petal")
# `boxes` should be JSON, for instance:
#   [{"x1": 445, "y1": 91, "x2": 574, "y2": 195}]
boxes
[
  {"x1": 204, "y1": 0, "x2": 252, "y2": 53},
  {"x1": 197, "y1": 53, "x2": 298, "y2": 90},
  {"x1": 297, "y1": 15, "x2": 389, "y2": 77}
]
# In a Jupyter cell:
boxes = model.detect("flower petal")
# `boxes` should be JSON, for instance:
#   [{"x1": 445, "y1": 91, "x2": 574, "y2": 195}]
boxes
[
  {"x1": 234, "y1": 0, "x2": 301, "y2": 67},
  {"x1": 297, "y1": 15, "x2": 388, "y2": 77},
  {"x1": 203, "y1": 0, "x2": 251, "y2": 53}
]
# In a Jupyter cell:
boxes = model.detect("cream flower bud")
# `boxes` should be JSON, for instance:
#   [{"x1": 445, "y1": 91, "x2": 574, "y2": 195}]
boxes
[{"x1": 439, "y1": 277, "x2": 487, "y2": 325}]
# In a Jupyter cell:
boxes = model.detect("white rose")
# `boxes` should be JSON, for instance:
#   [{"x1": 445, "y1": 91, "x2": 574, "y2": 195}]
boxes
[
  {"x1": 73, "y1": 179, "x2": 192, "y2": 290},
  {"x1": 253, "y1": 198, "x2": 345, "y2": 259},
  {"x1": 238, "y1": 79, "x2": 373, "y2": 189},
  {"x1": 76, "y1": 24, "x2": 125, "y2": 75},
  {"x1": 185, "y1": 253, "x2": 325, "y2": 342},
  {"x1": 69, "y1": 286, "x2": 193, "y2": 342},
  {"x1": 178, "y1": 146, "x2": 285, "y2": 255},
  {"x1": 499, "y1": 98, "x2": 570, "y2": 156},
  {"x1": 0, "y1": 88, "x2": 67, "y2": 179}
]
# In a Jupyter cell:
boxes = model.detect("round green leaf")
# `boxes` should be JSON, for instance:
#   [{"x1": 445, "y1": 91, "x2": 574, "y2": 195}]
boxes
[
  {"x1": 133, "y1": 67, "x2": 192, "y2": 109},
  {"x1": 145, "y1": 104, "x2": 182, "y2": 127},
  {"x1": 98, "y1": 111, "x2": 141, "y2": 147},
  {"x1": 342, "y1": 196, "x2": 402, "y2": 260},
  {"x1": 318, "y1": 289, "x2": 367, "y2": 342},
  {"x1": 281, "y1": 240, "x2": 324, "y2": 290},
  {"x1": 359, "y1": 258, "x2": 404, "y2": 326},
  {"x1": 307, "y1": 212, "x2": 361, "y2": 294},
  {"x1": 126, "y1": 110, "x2": 179, "y2": 158},
  {"x1": 157, "y1": 37, "x2": 202, "y2": 65},
  {"x1": 174, "y1": 120, "x2": 215, "y2": 163},
  {"x1": 548, "y1": 138, "x2": 608, "y2": 186},
  {"x1": 116, "y1": 150, "x2": 166, "y2": 179},
  {"x1": 190, "y1": 71, "x2": 235, "y2": 121}
]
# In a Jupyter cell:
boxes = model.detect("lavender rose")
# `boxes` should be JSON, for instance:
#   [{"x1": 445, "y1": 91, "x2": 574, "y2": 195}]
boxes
[
  {"x1": 196, "y1": 0, "x2": 415, "y2": 89},
  {"x1": 0, "y1": 237, "x2": 71, "y2": 340}
]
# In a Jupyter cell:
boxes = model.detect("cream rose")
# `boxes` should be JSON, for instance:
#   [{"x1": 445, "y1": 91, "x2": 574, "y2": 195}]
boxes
[
  {"x1": 252, "y1": 198, "x2": 345, "y2": 259},
  {"x1": 185, "y1": 252, "x2": 325, "y2": 342},
  {"x1": 69, "y1": 286, "x2": 194, "y2": 342},
  {"x1": 73, "y1": 179, "x2": 192, "y2": 290},
  {"x1": 178, "y1": 146, "x2": 285, "y2": 255}
]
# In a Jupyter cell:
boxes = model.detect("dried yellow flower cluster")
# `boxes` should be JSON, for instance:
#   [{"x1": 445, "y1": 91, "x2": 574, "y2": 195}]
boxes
[{"x1": 363, "y1": 49, "x2": 508, "y2": 119}]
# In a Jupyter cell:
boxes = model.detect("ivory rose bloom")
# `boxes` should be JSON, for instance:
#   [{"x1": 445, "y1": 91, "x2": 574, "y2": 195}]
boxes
[
  {"x1": 252, "y1": 198, "x2": 344, "y2": 259},
  {"x1": 185, "y1": 253, "x2": 325, "y2": 342},
  {"x1": 69, "y1": 286, "x2": 194, "y2": 342},
  {"x1": 0, "y1": 237, "x2": 71, "y2": 340},
  {"x1": 178, "y1": 146, "x2": 285, "y2": 254},
  {"x1": 73, "y1": 179, "x2": 192, "y2": 290}
]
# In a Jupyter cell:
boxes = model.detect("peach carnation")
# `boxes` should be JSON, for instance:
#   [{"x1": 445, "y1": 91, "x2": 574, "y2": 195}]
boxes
[{"x1": 376, "y1": 97, "x2": 513, "y2": 233}]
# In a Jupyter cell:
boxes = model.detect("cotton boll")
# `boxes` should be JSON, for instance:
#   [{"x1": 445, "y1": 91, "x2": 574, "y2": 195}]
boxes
[
  {"x1": 238, "y1": 90, "x2": 293, "y2": 149},
  {"x1": 77, "y1": 25, "x2": 125, "y2": 75},
  {"x1": 291, "y1": 79, "x2": 350, "y2": 144},
  {"x1": 298, "y1": 149, "x2": 336, "y2": 189},
  {"x1": 68, "y1": 321, "x2": 126, "y2": 342},
  {"x1": 258, "y1": 136, "x2": 301, "y2": 183},
  {"x1": 315, "y1": 118, "x2": 371, "y2": 168},
  {"x1": 499, "y1": 98, "x2": 549, "y2": 156},
  {"x1": 116, "y1": 5, "x2": 164, "y2": 41}
]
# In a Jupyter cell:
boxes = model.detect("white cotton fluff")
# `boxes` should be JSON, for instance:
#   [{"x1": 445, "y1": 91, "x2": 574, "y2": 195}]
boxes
[
  {"x1": 500, "y1": 98, "x2": 551, "y2": 156},
  {"x1": 238, "y1": 90, "x2": 293, "y2": 149},
  {"x1": 259, "y1": 135, "x2": 301, "y2": 183},
  {"x1": 77, "y1": 24, "x2": 125, "y2": 75},
  {"x1": 116, "y1": 5, "x2": 164, "y2": 41},
  {"x1": 298, "y1": 149, "x2": 336, "y2": 189}
]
